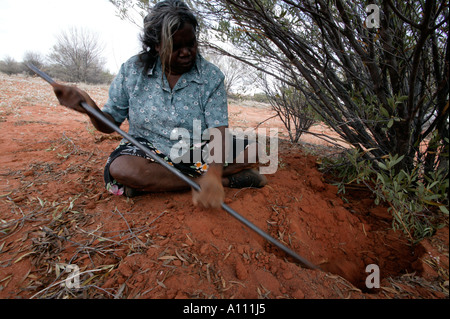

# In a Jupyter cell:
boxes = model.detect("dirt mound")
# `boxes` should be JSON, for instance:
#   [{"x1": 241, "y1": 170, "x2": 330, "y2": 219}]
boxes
[{"x1": 0, "y1": 73, "x2": 448, "y2": 299}]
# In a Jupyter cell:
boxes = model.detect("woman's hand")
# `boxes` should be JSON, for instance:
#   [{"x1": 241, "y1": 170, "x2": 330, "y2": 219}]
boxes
[
  {"x1": 192, "y1": 165, "x2": 224, "y2": 209},
  {"x1": 52, "y1": 83, "x2": 116, "y2": 134},
  {"x1": 52, "y1": 83, "x2": 96, "y2": 113}
]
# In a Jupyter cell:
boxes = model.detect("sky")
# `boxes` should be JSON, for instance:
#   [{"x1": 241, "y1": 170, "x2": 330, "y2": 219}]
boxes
[{"x1": 0, "y1": 0, "x2": 143, "y2": 73}]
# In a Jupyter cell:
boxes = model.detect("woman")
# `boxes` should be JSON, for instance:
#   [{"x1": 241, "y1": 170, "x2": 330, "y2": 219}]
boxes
[{"x1": 52, "y1": 0, "x2": 267, "y2": 209}]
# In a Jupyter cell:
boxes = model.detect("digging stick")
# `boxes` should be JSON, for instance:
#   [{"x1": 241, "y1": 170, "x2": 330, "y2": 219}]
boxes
[{"x1": 26, "y1": 63, "x2": 320, "y2": 271}]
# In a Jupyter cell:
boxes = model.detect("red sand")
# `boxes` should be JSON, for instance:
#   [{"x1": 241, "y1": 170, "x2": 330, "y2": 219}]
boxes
[{"x1": 0, "y1": 73, "x2": 448, "y2": 299}]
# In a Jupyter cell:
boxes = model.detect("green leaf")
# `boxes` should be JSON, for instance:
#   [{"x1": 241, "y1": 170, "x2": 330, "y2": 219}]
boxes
[
  {"x1": 397, "y1": 95, "x2": 408, "y2": 103},
  {"x1": 387, "y1": 118, "x2": 394, "y2": 128},
  {"x1": 380, "y1": 106, "x2": 389, "y2": 117},
  {"x1": 392, "y1": 155, "x2": 405, "y2": 166},
  {"x1": 428, "y1": 181, "x2": 439, "y2": 189},
  {"x1": 37, "y1": 197, "x2": 45, "y2": 207},
  {"x1": 439, "y1": 206, "x2": 449, "y2": 214}
]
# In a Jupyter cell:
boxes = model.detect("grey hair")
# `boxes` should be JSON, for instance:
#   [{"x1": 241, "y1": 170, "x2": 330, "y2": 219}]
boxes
[{"x1": 139, "y1": 0, "x2": 198, "y2": 74}]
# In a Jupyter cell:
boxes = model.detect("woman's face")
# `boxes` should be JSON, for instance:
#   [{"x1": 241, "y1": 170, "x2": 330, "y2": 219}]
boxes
[{"x1": 157, "y1": 23, "x2": 198, "y2": 75}]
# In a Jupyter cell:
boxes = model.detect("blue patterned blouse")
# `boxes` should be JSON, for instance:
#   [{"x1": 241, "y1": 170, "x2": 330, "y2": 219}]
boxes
[{"x1": 102, "y1": 54, "x2": 228, "y2": 158}]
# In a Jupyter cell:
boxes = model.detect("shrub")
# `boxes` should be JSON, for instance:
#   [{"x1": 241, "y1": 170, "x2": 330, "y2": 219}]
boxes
[{"x1": 321, "y1": 148, "x2": 449, "y2": 243}]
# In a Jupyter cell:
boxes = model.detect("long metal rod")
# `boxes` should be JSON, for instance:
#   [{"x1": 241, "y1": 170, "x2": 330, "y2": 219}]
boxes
[{"x1": 27, "y1": 63, "x2": 320, "y2": 270}]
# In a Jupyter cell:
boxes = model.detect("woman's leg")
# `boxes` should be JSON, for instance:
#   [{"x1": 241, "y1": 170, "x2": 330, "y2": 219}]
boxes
[
  {"x1": 221, "y1": 141, "x2": 267, "y2": 188},
  {"x1": 109, "y1": 155, "x2": 192, "y2": 192},
  {"x1": 108, "y1": 138, "x2": 267, "y2": 193}
]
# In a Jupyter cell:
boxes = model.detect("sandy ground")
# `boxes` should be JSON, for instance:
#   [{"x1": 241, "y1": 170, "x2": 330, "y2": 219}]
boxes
[{"x1": 0, "y1": 73, "x2": 448, "y2": 300}]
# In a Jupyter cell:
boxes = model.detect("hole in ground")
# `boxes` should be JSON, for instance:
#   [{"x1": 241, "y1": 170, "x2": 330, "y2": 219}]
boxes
[
  {"x1": 319, "y1": 242, "x2": 425, "y2": 292},
  {"x1": 264, "y1": 188, "x2": 426, "y2": 292},
  {"x1": 268, "y1": 239, "x2": 424, "y2": 292}
]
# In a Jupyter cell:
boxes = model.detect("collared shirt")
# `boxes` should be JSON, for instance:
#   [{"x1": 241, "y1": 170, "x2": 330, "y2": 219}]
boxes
[{"x1": 102, "y1": 54, "x2": 228, "y2": 159}]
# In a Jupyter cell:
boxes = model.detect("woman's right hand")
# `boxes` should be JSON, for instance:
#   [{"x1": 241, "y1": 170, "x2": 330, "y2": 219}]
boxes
[
  {"x1": 52, "y1": 83, "x2": 96, "y2": 113},
  {"x1": 52, "y1": 83, "x2": 117, "y2": 134}
]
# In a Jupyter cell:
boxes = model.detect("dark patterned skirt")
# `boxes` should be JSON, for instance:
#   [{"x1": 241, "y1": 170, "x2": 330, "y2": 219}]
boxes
[{"x1": 103, "y1": 136, "x2": 249, "y2": 195}]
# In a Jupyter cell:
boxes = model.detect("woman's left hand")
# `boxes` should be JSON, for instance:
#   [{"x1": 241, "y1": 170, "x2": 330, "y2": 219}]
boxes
[{"x1": 192, "y1": 165, "x2": 224, "y2": 209}]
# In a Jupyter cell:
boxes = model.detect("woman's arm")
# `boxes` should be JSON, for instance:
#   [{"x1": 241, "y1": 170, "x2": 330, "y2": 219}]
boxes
[
  {"x1": 52, "y1": 83, "x2": 118, "y2": 134},
  {"x1": 191, "y1": 126, "x2": 228, "y2": 209}
]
